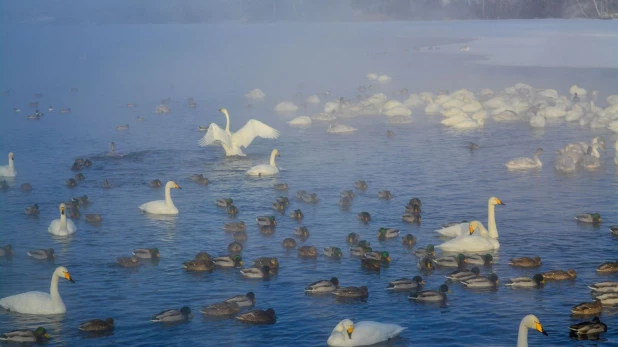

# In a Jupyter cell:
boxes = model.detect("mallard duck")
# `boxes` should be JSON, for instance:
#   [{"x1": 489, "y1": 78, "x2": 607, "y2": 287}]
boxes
[
  {"x1": 226, "y1": 205, "x2": 239, "y2": 216},
  {"x1": 377, "y1": 190, "x2": 392, "y2": 200},
  {"x1": 191, "y1": 174, "x2": 209, "y2": 185},
  {"x1": 357, "y1": 240, "x2": 370, "y2": 248},
  {"x1": 200, "y1": 301, "x2": 240, "y2": 316},
  {"x1": 361, "y1": 258, "x2": 381, "y2": 270},
  {"x1": 462, "y1": 273, "x2": 499, "y2": 288},
  {"x1": 542, "y1": 269, "x2": 576, "y2": 280},
  {"x1": 446, "y1": 267, "x2": 481, "y2": 282},
  {"x1": 377, "y1": 228, "x2": 399, "y2": 240},
  {"x1": 340, "y1": 190, "x2": 355, "y2": 199},
  {"x1": 236, "y1": 308, "x2": 276, "y2": 325},
  {"x1": 0, "y1": 327, "x2": 50, "y2": 343},
  {"x1": 505, "y1": 274, "x2": 545, "y2": 288},
  {"x1": 469, "y1": 142, "x2": 480, "y2": 151},
  {"x1": 409, "y1": 284, "x2": 449, "y2": 302},
  {"x1": 214, "y1": 255, "x2": 243, "y2": 268},
  {"x1": 357, "y1": 212, "x2": 371, "y2": 223},
  {"x1": 85, "y1": 214, "x2": 102, "y2": 223},
  {"x1": 27, "y1": 248, "x2": 55, "y2": 260},
  {"x1": 224, "y1": 221, "x2": 246, "y2": 232},
  {"x1": 417, "y1": 256, "x2": 435, "y2": 270},
  {"x1": 324, "y1": 247, "x2": 343, "y2": 259},
  {"x1": 301, "y1": 192, "x2": 319, "y2": 204},
  {"x1": 150, "y1": 179, "x2": 162, "y2": 188},
  {"x1": 576, "y1": 213, "x2": 601, "y2": 224},
  {"x1": 79, "y1": 318, "x2": 114, "y2": 332},
  {"x1": 298, "y1": 246, "x2": 318, "y2": 258},
  {"x1": 183, "y1": 259, "x2": 215, "y2": 271},
  {"x1": 282, "y1": 238, "x2": 296, "y2": 249},
  {"x1": 294, "y1": 226, "x2": 310, "y2": 240},
  {"x1": 234, "y1": 231, "x2": 248, "y2": 242},
  {"x1": 66, "y1": 178, "x2": 78, "y2": 188},
  {"x1": 466, "y1": 254, "x2": 493, "y2": 266},
  {"x1": 217, "y1": 198, "x2": 233, "y2": 208},
  {"x1": 0, "y1": 245, "x2": 13, "y2": 257},
  {"x1": 254, "y1": 257, "x2": 279, "y2": 269},
  {"x1": 333, "y1": 286, "x2": 368, "y2": 298},
  {"x1": 102, "y1": 179, "x2": 112, "y2": 189},
  {"x1": 225, "y1": 292, "x2": 256, "y2": 308},
  {"x1": 20, "y1": 183, "x2": 32, "y2": 191},
  {"x1": 347, "y1": 232, "x2": 360, "y2": 244},
  {"x1": 75, "y1": 173, "x2": 85, "y2": 181},
  {"x1": 133, "y1": 248, "x2": 159, "y2": 259},
  {"x1": 151, "y1": 307, "x2": 192, "y2": 322},
  {"x1": 67, "y1": 206, "x2": 80, "y2": 220},
  {"x1": 386, "y1": 276, "x2": 424, "y2": 291},
  {"x1": 276, "y1": 196, "x2": 289, "y2": 206},
  {"x1": 354, "y1": 180, "x2": 368, "y2": 190},
  {"x1": 227, "y1": 242, "x2": 243, "y2": 254},
  {"x1": 74, "y1": 195, "x2": 89, "y2": 205},
  {"x1": 572, "y1": 300, "x2": 602, "y2": 315},
  {"x1": 569, "y1": 317, "x2": 607, "y2": 336},
  {"x1": 386, "y1": 130, "x2": 395, "y2": 137},
  {"x1": 194, "y1": 252, "x2": 212, "y2": 261},
  {"x1": 295, "y1": 190, "x2": 307, "y2": 199},
  {"x1": 305, "y1": 277, "x2": 339, "y2": 293},
  {"x1": 433, "y1": 254, "x2": 467, "y2": 268},
  {"x1": 273, "y1": 183, "x2": 288, "y2": 190},
  {"x1": 24, "y1": 204, "x2": 40, "y2": 215},
  {"x1": 71, "y1": 162, "x2": 82, "y2": 171},
  {"x1": 405, "y1": 204, "x2": 422, "y2": 215},
  {"x1": 401, "y1": 234, "x2": 417, "y2": 247},
  {"x1": 610, "y1": 225, "x2": 618, "y2": 236},
  {"x1": 596, "y1": 261, "x2": 618, "y2": 273},
  {"x1": 339, "y1": 196, "x2": 352, "y2": 207},
  {"x1": 84, "y1": 159, "x2": 92, "y2": 167},
  {"x1": 509, "y1": 256, "x2": 541, "y2": 268},
  {"x1": 272, "y1": 201, "x2": 286, "y2": 212},
  {"x1": 290, "y1": 209, "x2": 303, "y2": 220},
  {"x1": 240, "y1": 265, "x2": 271, "y2": 278},
  {"x1": 402, "y1": 213, "x2": 421, "y2": 223},
  {"x1": 413, "y1": 245, "x2": 434, "y2": 258},
  {"x1": 365, "y1": 250, "x2": 391, "y2": 263},
  {"x1": 408, "y1": 198, "x2": 422, "y2": 208},
  {"x1": 588, "y1": 281, "x2": 618, "y2": 293},
  {"x1": 256, "y1": 216, "x2": 277, "y2": 226},
  {"x1": 595, "y1": 293, "x2": 618, "y2": 305},
  {"x1": 117, "y1": 256, "x2": 140, "y2": 268}
]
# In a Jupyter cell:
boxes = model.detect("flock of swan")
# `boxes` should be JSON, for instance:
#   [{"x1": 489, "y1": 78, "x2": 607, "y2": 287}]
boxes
[{"x1": 1, "y1": 79, "x2": 617, "y2": 346}]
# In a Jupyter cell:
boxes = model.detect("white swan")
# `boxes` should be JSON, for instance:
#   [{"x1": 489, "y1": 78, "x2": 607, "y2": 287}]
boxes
[
  {"x1": 245, "y1": 88, "x2": 265, "y2": 100},
  {"x1": 48, "y1": 203, "x2": 77, "y2": 236},
  {"x1": 139, "y1": 181, "x2": 181, "y2": 215},
  {"x1": 517, "y1": 315, "x2": 547, "y2": 347},
  {"x1": 366, "y1": 73, "x2": 378, "y2": 81},
  {"x1": 615, "y1": 140, "x2": 618, "y2": 165},
  {"x1": 246, "y1": 149, "x2": 280, "y2": 177},
  {"x1": 287, "y1": 116, "x2": 312, "y2": 127},
  {"x1": 306, "y1": 95, "x2": 320, "y2": 104},
  {"x1": 529, "y1": 114, "x2": 546, "y2": 128},
  {"x1": 274, "y1": 101, "x2": 299, "y2": 112},
  {"x1": 199, "y1": 108, "x2": 280, "y2": 156},
  {"x1": 0, "y1": 266, "x2": 75, "y2": 314},
  {"x1": 506, "y1": 148, "x2": 543, "y2": 170},
  {"x1": 377, "y1": 75, "x2": 392, "y2": 84},
  {"x1": 436, "y1": 220, "x2": 500, "y2": 253},
  {"x1": 327, "y1": 319, "x2": 405, "y2": 347},
  {"x1": 0, "y1": 152, "x2": 15, "y2": 177},
  {"x1": 452, "y1": 117, "x2": 484, "y2": 129},
  {"x1": 328, "y1": 123, "x2": 357, "y2": 133},
  {"x1": 435, "y1": 197, "x2": 504, "y2": 238}
]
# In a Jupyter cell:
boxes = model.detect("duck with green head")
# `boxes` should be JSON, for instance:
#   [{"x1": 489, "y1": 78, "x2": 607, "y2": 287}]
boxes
[
  {"x1": 409, "y1": 284, "x2": 450, "y2": 302},
  {"x1": 0, "y1": 327, "x2": 50, "y2": 343},
  {"x1": 324, "y1": 247, "x2": 343, "y2": 259},
  {"x1": 433, "y1": 254, "x2": 467, "y2": 268},
  {"x1": 576, "y1": 213, "x2": 601, "y2": 224},
  {"x1": 256, "y1": 216, "x2": 277, "y2": 226},
  {"x1": 401, "y1": 234, "x2": 417, "y2": 247},
  {"x1": 357, "y1": 212, "x2": 371, "y2": 223},
  {"x1": 462, "y1": 273, "x2": 499, "y2": 288},
  {"x1": 417, "y1": 256, "x2": 435, "y2": 271},
  {"x1": 386, "y1": 276, "x2": 424, "y2": 291},
  {"x1": 505, "y1": 274, "x2": 544, "y2": 288},
  {"x1": 290, "y1": 209, "x2": 304, "y2": 220},
  {"x1": 365, "y1": 250, "x2": 391, "y2": 263},
  {"x1": 377, "y1": 228, "x2": 399, "y2": 240},
  {"x1": 347, "y1": 232, "x2": 360, "y2": 244},
  {"x1": 217, "y1": 198, "x2": 233, "y2": 208},
  {"x1": 413, "y1": 245, "x2": 435, "y2": 258},
  {"x1": 214, "y1": 255, "x2": 243, "y2": 268}
]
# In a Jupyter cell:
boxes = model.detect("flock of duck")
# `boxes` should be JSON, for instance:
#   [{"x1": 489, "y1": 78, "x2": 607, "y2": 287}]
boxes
[{"x1": 1, "y1": 79, "x2": 617, "y2": 346}]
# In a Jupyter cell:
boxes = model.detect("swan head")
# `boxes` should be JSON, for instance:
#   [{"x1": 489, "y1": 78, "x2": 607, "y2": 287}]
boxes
[
  {"x1": 8, "y1": 152, "x2": 14, "y2": 161},
  {"x1": 535, "y1": 148, "x2": 544, "y2": 156},
  {"x1": 335, "y1": 319, "x2": 355, "y2": 338},
  {"x1": 521, "y1": 314, "x2": 547, "y2": 336},
  {"x1": 54, "y1": 266, "x2": 75, "y2": 283},
  {"x1": 166, "y1": 181, "x2": 182, "y2": 190},
  {"x1": 271, "y1": 149, "x2": 280, "y2": 157},
  {"x1": 468, "y1": 221, "x2": 482, "y2": 235},
  {"x1": 489, "y1": 197, "x2": 504, "y2": 206},
  {"x1": 219, "y1": 108, "x2": 229, "y2": 116},
  {"x1": 59, "y1": 203, "x2": 66, "y2": 215}
]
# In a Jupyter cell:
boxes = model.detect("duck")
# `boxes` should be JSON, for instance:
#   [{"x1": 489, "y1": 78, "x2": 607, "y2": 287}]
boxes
[
  {"x1": 354, "y1": 180, "x2": 368, "y2": 190},
  {"x1": 409, "y1": 284, "x2": 449, "y2": 302},
  {"x1": 386, "y1": 276, "x2": 424, "y2": 291},
  {"x1": 505, "y1": 274, "x2": 545, "y2": 288},
  {"x1": 326, "y1": 319, "x2": 406, "y2": 347},
  {"x1": 116, "y1": 124, "x2": 129, "y2": 131},
  {"x1": 20, "y1": 183, "x2": 32, "y2": 191},
  {"x1": 377, "y1": 190, "x2": 392, "y2": 200},
  {"x1": 274, "y1": 183, "x2": 288, "y2": 190},
  {"x1": 183, "y1": 258, "x2": 215, "y2": 271},
  {"x1": 102, "y1": 179, "x2": 112, "y2": 189},
  {"x1": 0, "y1": 266, "x2": 74, "y2": 314},
  {"x1": 517, "y1": 315, "x2": 548, "y2": 346},
  {"x1": 357, "y1": 212, "x2": 371, "y2": 223},
  {"x1": 272, "y1": 201, "x2": 287, "y2": 212},
  {"x1": 151, "y1": 307, "x2": 192, "y2": 322},
  {"x1": 324, "y1": 247, "x2": 343, "y2": 259},
  {"x1": 305, "y1": 277, "x2": 340, "y2": 293},
  {"x1": 402, "y1": 213, "x2": 421, "y2": 223},
  {"x1": 328, "y1": 123, "x2": 358, "y2": 133},
  {"x1": 435, "y1": 197, "x2": 504, "y2": 238},
  {"x1": 0, "y1": 152, "x2": 16, "y2": 177},
  {"x1": 133, "y1": 248, "x2": 159, "y2": 259},
  {"x1": 191, "y1": 174, "x2": 209, "y2": 185},
  {"x1": 417, "y1": 256, "x2": 435, "y2": 271},
  {"x1": 597, "y1": 261, "x2": 618, "y2": 273},
  {"x1": 48, "y1": 203, "x2": 77, "y2": 236},
  {"x1": 282, "y1": 238, "x2": 296, "y2": 249},
  {"x1": 466, "y1": 254, "x2": 493, "y2": 266},
  {"x1": 236, "y1": 308, "x2": 276, "y2": 325},
  {"x1": 401, "y1": 234, "x2": 417, "y2": 247},
  {"x1": 341, "y1": 190, "x2": 355, "y2": 199},
  {"x1": 234, "y1": 231, "x2": 248, "y2": 242},
  {"x1": 200, "y1": 108, "x2": 280, "y2": 156},
  {"x1": 347, "y1": 232, "x2": 360, "y2": 244},
  {"x1": 214, "y1": 255, "x2": 243, "y2": 268},
  {"x1": 0, "y1": 245, "x2": 14, "y2": 257},
  {"x1": 569, "y1": 317, "x2": 607, "y2": 337},
  {"x1": 350, "y1": 246, "x2": 372, "y2": 257},
  {"x1": 260, "y1": 225, "x2": 275, "y2": 235},
  {"x1": 542, "y1": 269, "x2": 576, "y2": 280},
  {"x1": 226, "y1": 204, "x2": 239, "y2": 216},
  {"x1": 150, "y1": 179, "x2": 162, "y2": 188},
  {"x1": 364, "y1": 250, "x2": 391, "y2": 263},
  {"x1": 414, "y1": 245, "x2": 435, "y2": 258},
  {"x1": 118, "y1": 256, "x2": 140, "y2": 268},
  {"x1": 24, "y1": 204, "x2": 40, "y2": 215},
  {"x1": 332, "y1": 286, "x2": 368, "y2": 299},
  {"x1": 224, "y1": 292, "x2": 255, "y2": 308},
  {"x1": 300, "y1": 192, "x2": 319, "y2": 204},
  {"x1": 360, "y1": 258, "x2": 382, "y2": 271},
  {"x1": 339, "y1": 196, "x2": 353, "y2": 207},
  {"x1": 66, "y1": 178, "x2": 78, "y2": 188},
  {"x1": 572, "y1": 300, "x2": 602, "y2": 315},
  {"x1": 576, "y1": 213, "x2": 601, "y2": 224},
  {"x1": 595, "y1": 293, "x2": 618, "y2": 305},
  {"x1": 294, "y1": 226, "x2": 310, "y2": 240},
  {"x1": 85, "y1": 214, "x2": 102, "y2": 223},
  {"x1": 257, "y1": 216, "x2": 277, "y2": 226},
  {"x1": 588, "y1": 281, "x2": 618, "y2": 293},
  {"x1": 610, "y1": 225, "x2": 618, "y2": 236},
  {"x1": 377, "y1": 228, "x2": 399, "y2": 240},
  {"x1": 509, "y1": 256, "x2": 541, "y2": 268},
  {"x1": 0, "y1": 327, "x2": 50, "y2": 343},
  {"x1": 200, "y1": 301, "x2": 240, "y2": 316},
  {"x1": 298, "y1": 246, "x2": 318, "y2": 258},
  {"x1": 27, "y1": 248, "x2": 55, "y2": 260},
  {"x1": 433, "y1": 254, "x2": 467, "y2": 268},
  {"x1": 290, "y1": 209, "x2": 303, "y2": 220},
  {"x1": 240, "y1": 265, "x2": 271, "y2": 278},
  {"x1": 74, "y1": 195, "x2": 90, "y2": 205},
  {"x1": 139, "y1": 181, "x2": 181, "y2": 215},
  {"x1": 446, "y1": 267, "x2": 481, "y2": 282},
  {"x1": 227, "y1": 241, "x2": 243, "y2": 254},
  {"x1": 462, "y1": 273, "x2": 499, "y2": 288},
  {"x1": 216, "y1": 198, "x2": 233, "y2": 208},
  {"x1": 79, "y1": 318, "x2": 115, "y2": 332},
  {"x1": 193, "y1": 252, "x2": 212, "y2": 261},
  {"x1": 505, "y1": 148, "x2": 543, "y2": 170},
  {"x1": 224, "y1": 221, "x2": 246, "y2": 232},
  {"x1": 75, "y1": 173, "x2": 85, "y2": 181}
]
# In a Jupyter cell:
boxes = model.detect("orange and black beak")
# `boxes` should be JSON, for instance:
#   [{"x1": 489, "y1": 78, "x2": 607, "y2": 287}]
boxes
[{"x1": 64, "y1": 272, "x2": 75, "y2": 283}]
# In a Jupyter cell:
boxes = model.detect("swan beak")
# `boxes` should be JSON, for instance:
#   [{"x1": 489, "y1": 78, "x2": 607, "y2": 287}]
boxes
[
  {"x1": 61, "y1": 207, "x2": 65, "y2": 215},
  {"x1": 347, "y1": 326, "x2": 354, "y2": 338},
  {"x1": 536, "y1": 322, "x2": 547, "y2": 335},
  {"x1": 175, "y1": 184, "x2": 182, "y2": 189},
  {"x1": 64, "y1": 272, "x2": 75, "y2": 283},
  {"x1": 10, "y1": 154, "x2": 14, "y2": 160},
  {"x1": 468, "y1": 225, "x2": 475, "y2": 235},
  {"x1": 495, "y1": 199, "x2": 505, "y2": 205}
]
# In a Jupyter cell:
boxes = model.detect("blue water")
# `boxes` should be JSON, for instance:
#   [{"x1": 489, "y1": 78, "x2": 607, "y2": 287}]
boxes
[{"x1": 1, "y1": 20, "x2": 617, "y2": 346}]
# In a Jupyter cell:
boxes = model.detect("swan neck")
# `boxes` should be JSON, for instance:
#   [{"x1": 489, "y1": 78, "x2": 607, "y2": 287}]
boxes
[
  {"x1": 517, "y1": 321, "x2": 528, "y2": 347},
  {"x1": 270, "y1": 151, "x2": 277, "y2": 166},
  {"x1": 165, "y1": 185, "x2": 173, "y2": 206},
  {"x1": 60, "y1": 211, "x2": 67, "y2": 229},
  {"x1": 488, "y1": 203, "x2": 498, "y2": 238},
  {"x1": 9, "y1": 158, "x2": 14, "y2": 168},
  {"x1": 111, "y1": 143, "x2": 115, "y2": 152},
  {"x1": 50, "y1": 273, "x2": 62, "y2": 305},
  {"x1": 534, "y1": 154, "x2": 542, "y2": 166},
  {"x1": 223, "y1": 110, "x2": 231, "y2": 133}
]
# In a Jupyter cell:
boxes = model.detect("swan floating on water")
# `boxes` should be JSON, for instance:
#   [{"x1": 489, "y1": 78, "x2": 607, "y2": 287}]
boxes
[
  {"x1": 288, "y1": 116, "x2": 312, "y2": 127},
  {"x1": 245, "y1": 88, "x2": 265, "y2": 100},
  {"x1": 437, "y1": 220, "x2": 500, "y2": 253},
  {"x1": 306, "y1": 95, "x2": 320, "y2": 104},
  {"x1": 327, "y1": 319, "x2": 405, "y2": 347},
  {"x1": 274, "y1": 101, "x2": 299, "y2": 112},
  {"x1": 0, "y1": 152, "x2": 15, "y2": 177},
  {"x1": 506, "y1": 148, "x2": 543, "y2": 170},
  {"x1": 328, "y1": 123, "x2": 357, "y2": 133},
  {"x1": 199, "y1": 108, "x2": 279, "y2": 156},
  {"x1": 246, "y1": 149, "x2": 280, "y2": 177},
  {"x1": 139, "y1": 181, "x2": 181, "y2": 215},
  {"x1": 0, "y1": 266, "x2": 75, "y2": 314},
  {"x1": 48, "y1": 203, "x2": 77, "y2": 236}
]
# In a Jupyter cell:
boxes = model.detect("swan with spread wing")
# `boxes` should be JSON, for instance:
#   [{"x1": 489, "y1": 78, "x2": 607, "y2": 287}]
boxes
[{"x1": 199, "y1": 108, "x2": 280, "y2": 156}]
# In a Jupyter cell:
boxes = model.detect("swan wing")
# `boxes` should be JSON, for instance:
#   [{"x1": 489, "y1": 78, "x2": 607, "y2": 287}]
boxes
[
  {"x1": 232, "y1": 120, "x2": 280, "y2": 148},
  {"x1": 353, "y1": 322, "x2": 406, "y2": 344},
  {"x1": 0, "y1": 291, "x2": 53, "y2": 314},
  {"x1": 200, "y1": 123, "x2": 231, "y2": 147},
  {"x1": 434, "y1": 222, "x2": 468, "y2": 237}
]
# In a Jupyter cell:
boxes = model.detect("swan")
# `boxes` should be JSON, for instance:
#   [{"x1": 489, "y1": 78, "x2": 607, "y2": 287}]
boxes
[
  {"x1": 435, "y1": 197, "x2": 503, "y2": 238},
  {"x1": 245, "y1": 88, "x2": 265, "y2": 100},
  {"x1": 48, "y1": 203, "x2": 77, "y2": 236},
  {"x1": 0, "y1": 152, "x2": 15, "y2": 177},
  {"x1": 0, "y1": 266, "x2": 75, "y2": 314},
  {"x1": 506, "y1": 148, "x2": 543, "y2": 170},
  {"x1": 328, "y1": 123, "x2": 357, "y2": 133},
  {"x1": 274, "y1": 101, "x2": 299, "y2": 112},
  {"x1": 377, "y1": 75, "x2": 392, "y2": 84},
  {"x1": 288, "y1": 116, "x2": 312, "y2": 127},
  {"x1": 246, "y1": 149, "x2": 280, "y2": 177},
  {"x1": 436, "y1": 220, "x2": 500, "y2": 253},
  {"x1": 366, "y1": 73, "x2": 378, "y2": 81},
  {"x1": 139, "y1": 181, "x2": 181, "y2": 215},
  {"x1": 199, "y1": 108, "x2": 279, "y2": 156},
  {"x1": 327, "y1": 319, "x2": 406, "y2": 347},
  {"x1": 614, "y1": 140, "x2": 618, "y2": 165},
  {"x1": 306, "y1": 95, "x2": 320, "y2": 104},
  {"x1": 452, "y1": 117, "x2": 484, "y2": 129},
  {"x1": 529, "y1": 114, "x2": 546, "y2": 128},
  {"x1": 517, "y1": 315, "x2": 548, "y2": 347}
]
